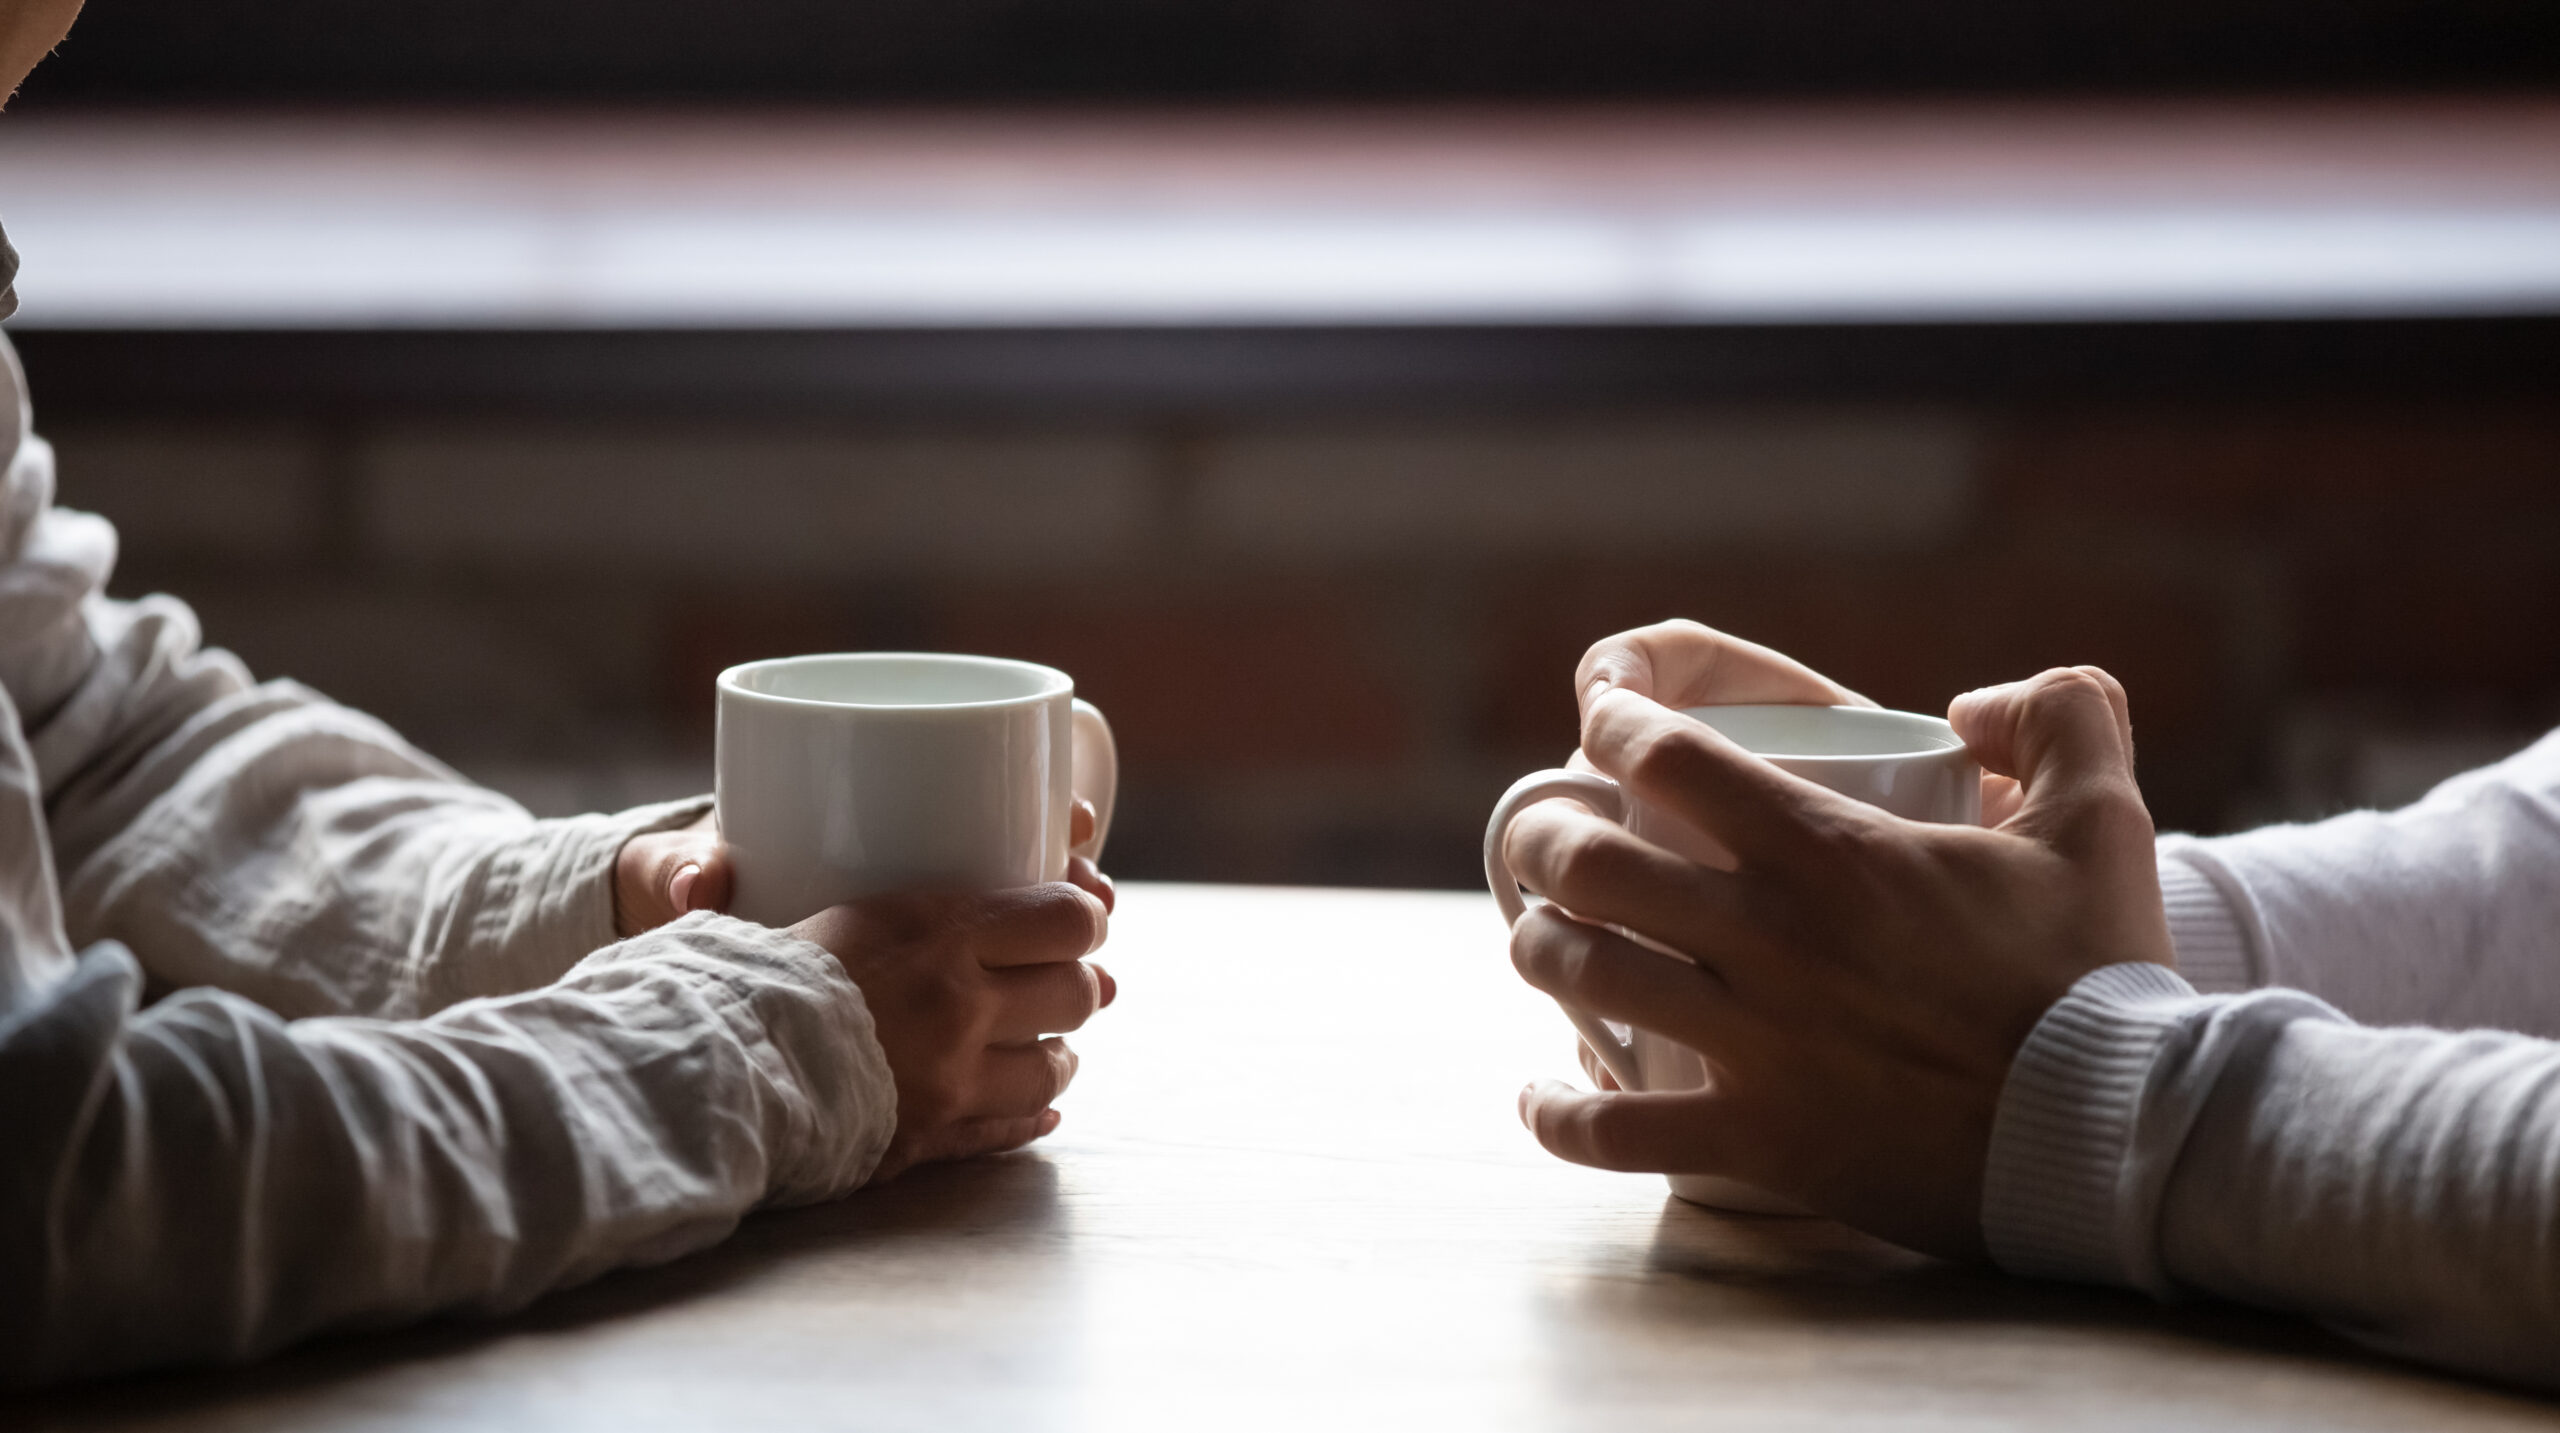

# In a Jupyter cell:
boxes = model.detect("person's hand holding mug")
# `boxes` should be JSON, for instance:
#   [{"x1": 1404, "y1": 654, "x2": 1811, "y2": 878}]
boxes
[
  {"x1": 615, "y1": 800, "x2": 1117, "y2": 934},
  {"x1": 1500, "y1": 620, "x2": 2174, "y2": 1260},
  {"x1": 614, "y1": 651, "x2": 1121, "y2": 1182},
  {"x1": 789, "y1": 878, "x2": 1114, "y2": 1180},
  {"x1": 1537, "y1": 621, "x2": 1875, "y2": 1096},
  {"x1": 611, "y1": 799, "x2": 1117, "y2": 1179}
]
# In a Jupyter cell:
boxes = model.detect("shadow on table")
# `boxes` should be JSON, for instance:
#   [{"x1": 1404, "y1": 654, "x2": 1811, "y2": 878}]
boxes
[
  {"x1": 15, "y1": 1152, "x2": 1064, "y2": 1431},
  {"x1": 1616, "y1": 1197, "x2": 2537, "y2": 1404}
]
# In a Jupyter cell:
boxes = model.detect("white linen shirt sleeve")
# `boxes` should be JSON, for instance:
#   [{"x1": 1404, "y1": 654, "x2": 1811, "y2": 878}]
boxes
[
  {"x1": 0, "y1": 331, "x2": 898, "y2": 1387},
  {"x1": 1981, "y1": 730, "x2": 2560, "y2": 1390}
]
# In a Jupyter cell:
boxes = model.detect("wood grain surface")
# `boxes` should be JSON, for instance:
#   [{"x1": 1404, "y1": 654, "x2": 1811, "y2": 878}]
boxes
[{"x1": 16, "y1": 883, "x2": 2554, "y2": 1430}]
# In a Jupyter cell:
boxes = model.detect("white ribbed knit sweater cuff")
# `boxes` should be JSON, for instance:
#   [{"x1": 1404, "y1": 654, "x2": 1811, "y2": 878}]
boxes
[
  {"x1": 2155, "y1": 842, "x2": 2255, "y2": 993},
  {"x1": 1979, "y1": 961, "x2": 2211, "y2": 1295}
]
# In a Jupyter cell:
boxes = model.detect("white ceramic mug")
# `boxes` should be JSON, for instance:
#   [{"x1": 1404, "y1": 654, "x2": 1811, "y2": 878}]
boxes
[
  {"x1": 716, "y1": 652, "x2": 1118, "y2": 928},
  {"x1": 1484, "y1": 704, "x2": 1980, "y2": 1214}
]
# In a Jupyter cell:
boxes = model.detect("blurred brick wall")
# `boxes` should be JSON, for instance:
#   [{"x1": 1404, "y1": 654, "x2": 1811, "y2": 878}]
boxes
[{"x1": 51, "y1": 401, "x2": 2560, "y2": 887}]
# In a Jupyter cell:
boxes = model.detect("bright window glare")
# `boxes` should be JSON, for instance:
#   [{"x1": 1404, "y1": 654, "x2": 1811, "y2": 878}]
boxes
[{"x1": 7, "y1": 112, "x2": 2560, "y2": 327}]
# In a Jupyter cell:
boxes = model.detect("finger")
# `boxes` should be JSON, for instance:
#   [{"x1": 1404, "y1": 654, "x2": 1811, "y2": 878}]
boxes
[
  {"x1": 1577, "y1": 1039, "x2": 1622, "y2": 1091},
  {"x1": 922, "y1": 1109, "x2": 1062, "y2": 1168},
  {"x1": 2073, "y1": 664, "x2": 2135, "y2": 756},
  {"x1": 1577, "y1": 619, "x2": 1871, "y2": 722},
  {"x1": 1580, "y1": 686, "x2": 1878, "y2": 871},
  {"x1": 989, "y1": 959, "x2": 1106, "y2": 1041},
  {"x1": 679, "y1": 846, "x2": 734, "y2": 916},
  {"x1": 1066, "y1": 853, "x2": 1117, "y2": 914},
  {"x1": 1979, "y1": 772, "x2": 2025, "y2": 827},
  {"x1": 1510, "y1": 905, "x2": 1737, "y2": 1042},
  {"x1": 961, "y1": 883, "x2": 1110, "y2": 968},
  {"x1": 1518, "y1": 1078, "x2": 1733, "y2": 1174},
  {"x1": 1948, "y1": 668, "x2": 2150, "y2": 856},
  {"x1": 615, "y1": 823, "x2": 730, "y2": 935},
  {"x1": 970, "y1": 1037, "x2": 1079, "y2": 1119},
  {"x1": 1071, "y1": 799, "x2": 1097, "y2": 849},
  {"x1": 1503, "y1": 801, "x2": 1761, "y2": 970}
]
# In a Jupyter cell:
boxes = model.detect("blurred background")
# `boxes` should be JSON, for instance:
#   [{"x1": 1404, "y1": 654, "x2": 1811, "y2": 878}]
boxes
[{"x1": 5, "y1": 2, "x2": 2557, "y2": 886}]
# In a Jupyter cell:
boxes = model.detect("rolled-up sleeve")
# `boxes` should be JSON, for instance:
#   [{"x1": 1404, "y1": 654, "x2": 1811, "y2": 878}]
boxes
[
  {"x1": 0, "y1": 328, "x2": 901, "y2": 1386},
  {"x1": 53, "y1": 676, "x2": 722, "y2": 1018},
  {"x1": 0, "y1": 913, "x2": 896, "y2": 1388},
  {"x1": 0, "y1": 323, "x2": 713, "y2": 1018}
]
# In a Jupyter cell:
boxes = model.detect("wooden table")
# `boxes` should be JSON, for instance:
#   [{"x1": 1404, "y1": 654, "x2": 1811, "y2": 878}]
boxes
[{"x1": 20, "y1": 884, "x2": 2556, "y2": 1430}]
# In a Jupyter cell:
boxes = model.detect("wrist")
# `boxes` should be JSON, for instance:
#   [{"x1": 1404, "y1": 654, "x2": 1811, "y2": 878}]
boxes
[{"x1": 1979, "y1": 961, "x2": 2206, "y2": 1294}]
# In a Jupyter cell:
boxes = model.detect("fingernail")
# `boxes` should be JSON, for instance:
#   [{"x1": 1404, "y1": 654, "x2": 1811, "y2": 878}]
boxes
[
  {"x1": 669, "y1": 863, "x2": 700, "y2": 911},
  {"x1": 1094, "y1": 964, "x2": 1117, "y2": 1008}
]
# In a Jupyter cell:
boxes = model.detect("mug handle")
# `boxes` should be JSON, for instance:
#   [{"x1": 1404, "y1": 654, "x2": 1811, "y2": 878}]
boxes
[
  {"x1": 1071, "y1": 699, "x2": 1118, "y2": 862},
  {"x1": 1484, "y1": 769, "x2": 1648, "y2": 1093}
]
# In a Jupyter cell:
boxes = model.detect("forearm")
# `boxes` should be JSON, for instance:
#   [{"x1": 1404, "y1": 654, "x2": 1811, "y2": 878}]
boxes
[
  {"x1": 1984, "y1": 964, "x2": 2560, "y2": 1389},
  {"x1": 59, "y1": 678, "x2": 711, "y2": 1017},
  {"x1": 14, "y1": 388, "x2": 670, "y2": 1016},
  {"x1": 0, "y1": 915, "x2": 895, "y2": 1388},
  {"x1": 2153, "y1": 728, "x2": 2560, "y2": 1032}
]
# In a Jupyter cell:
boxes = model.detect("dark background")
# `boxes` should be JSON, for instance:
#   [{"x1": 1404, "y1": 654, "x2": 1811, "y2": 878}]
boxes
[
  {"x1": 14, "y1": 2, "x2": 2560, "y2": 886},
  {"x1": 20, "y1": 0, "x2": 2560, "y2": 104}
]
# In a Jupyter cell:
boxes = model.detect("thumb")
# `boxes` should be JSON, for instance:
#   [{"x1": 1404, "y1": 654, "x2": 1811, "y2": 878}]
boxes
[
  {"x1": 614, "y1": 820, "x2": 735, "y2": 935},
  {"x1": 1948, "y1": 667, "x2": 2147, "y2": 853}
]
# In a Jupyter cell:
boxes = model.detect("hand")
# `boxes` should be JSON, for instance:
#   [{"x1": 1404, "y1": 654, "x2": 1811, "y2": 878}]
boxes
[
  {"x1": 1572, "y1": 617, "x2": 1873, "y2": 717},
  {"x1": 793, "y1": 881, "x2": 1114, "y2": 1181},
  {"x1": 615, "y1": 800, "x2": 1116, "y2": 936},
  {"x1": 1549, "y1": 619, "x2": 1873, "y2": 1071},
  {"x1": 1571, "y1": 619, "x2": 2034, "y2": 830},
  {"x1": 1502, "y1": 661, "x2": 2173, "y2": 1261},
  {"x1": 615, "y1": 812, "x2": 734, "y2": 935}
]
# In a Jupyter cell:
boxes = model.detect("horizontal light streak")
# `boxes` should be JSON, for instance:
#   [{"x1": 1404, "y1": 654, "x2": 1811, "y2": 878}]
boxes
[{"x1": 10, "y1": 201, "x2": 2560, "y2": 327}]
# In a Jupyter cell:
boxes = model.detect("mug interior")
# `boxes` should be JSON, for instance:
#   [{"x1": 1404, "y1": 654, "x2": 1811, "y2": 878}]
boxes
[
  {"x1": 1682, "y1": 704, "x2": 1959, "y2": 759},
  {"x1": 724, "y1": 653, "x2": 1069, "y2": 709}
]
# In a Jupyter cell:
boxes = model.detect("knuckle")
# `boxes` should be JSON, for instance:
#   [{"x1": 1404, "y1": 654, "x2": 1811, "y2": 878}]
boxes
[
  {"x1": 2091, "y1": 787, "x2": 2158, "y2": 848},
  {"x1": 1553, "y1": 825, "x2": 1638, "y2": 897},
  {"x1": 1624, "y1": 727, "x2": 1708, "y2": 793},
  {"x1": 1803, "y1": 806, "x2": 1882, "y2": 863},
  {"x1": 2022, "y1": 667, "x2": 2111, "y2": 721},
  {"x1": 1003, "y1": 885, "x2": 1096, "y2": 953},
  {"x1": 913, "y1": 964, "x2": 983, "y2": 1036},
  {"x1": 1568, "y1": 1104, "x2": 1637, "y2": 1171},
  {"x1": 1513, "y1": 909, "x2": 1603, "y2": 992},
  {"x1": 902, "y1": 1078, "x2": 963, "y2": 1129},
  {"x1": 1044, "y1": 975, "x2": 1100, "y2": 1036},
  {"x1": 856, "y1": 890, "x2": 946, "y2": 943},
  {"x1": 2074, "y1": 664, "x2": 2129, "y2": 704},
  {"x1": 1509, "y1": 907, "x2": 1569, "y2": 980},
  {"x1": 1065, "y1": 892, "x2": 1108, "y2": 954},
  {"x1": 1639, "y1": 617, "x2": 1714, "y2": 651}
]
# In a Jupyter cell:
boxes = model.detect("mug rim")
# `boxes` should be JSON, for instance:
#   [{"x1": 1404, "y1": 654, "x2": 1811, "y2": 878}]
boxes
[
  {"x1": 1680, "y1": 703, "x2": 1963, "y2": 762},
  {"x1": 718, "y1": 651, "x2": 1073, "y2": 712}
]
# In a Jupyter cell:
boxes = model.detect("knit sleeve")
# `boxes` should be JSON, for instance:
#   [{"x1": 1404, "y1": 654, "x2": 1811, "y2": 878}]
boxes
[
  {"x1": 2151, "y1": 728, "x2": 2560, "y2": 1035},
  {"x1": 1983, "y1": 962, "x2": 2560, "y2": 1389}
]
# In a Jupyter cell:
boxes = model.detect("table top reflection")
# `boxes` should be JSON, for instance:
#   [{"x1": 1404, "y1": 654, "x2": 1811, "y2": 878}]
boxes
[{"x1": 21, "y1": 884, "x2": 2556, "y2": 1431}]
